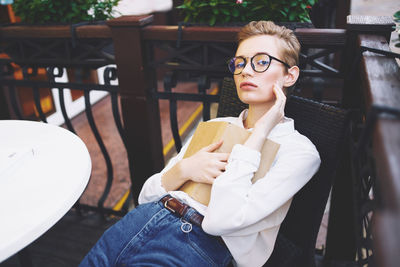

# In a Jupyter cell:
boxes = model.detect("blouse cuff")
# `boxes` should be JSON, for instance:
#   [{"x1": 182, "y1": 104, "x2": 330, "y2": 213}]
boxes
[{"x1": 229, "y1": 144, "x2": 261, "y2": 169}]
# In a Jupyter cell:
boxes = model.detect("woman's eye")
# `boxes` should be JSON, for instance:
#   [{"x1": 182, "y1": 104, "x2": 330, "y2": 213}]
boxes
[
  {"x1": 236, "y1": 62, "x2": 245, "y2": 68},
  {"x1": 256, "y1": 60, "x2": 268, "y2": 66}
]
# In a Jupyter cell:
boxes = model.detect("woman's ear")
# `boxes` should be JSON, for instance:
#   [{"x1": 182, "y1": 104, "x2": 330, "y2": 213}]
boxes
[{"x1": 283, "y1": 66, "x2": 300, "y2": 88}]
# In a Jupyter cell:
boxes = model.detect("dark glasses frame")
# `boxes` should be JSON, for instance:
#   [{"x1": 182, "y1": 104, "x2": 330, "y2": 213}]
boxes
[{"x1": 227, "y1": 52, "x2": 290, "y2": 75}]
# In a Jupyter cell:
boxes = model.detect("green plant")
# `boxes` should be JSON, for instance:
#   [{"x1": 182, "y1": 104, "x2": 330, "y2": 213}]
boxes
[
  {"x1": 394, "y1": 10, "x2": 400, "y2": 48},
  {"x1": 177, "y1": 0, "x2": 317, "y2": 26},
  {"x1": 12, "y1": 0, "x2": 120, "y2": 24}
]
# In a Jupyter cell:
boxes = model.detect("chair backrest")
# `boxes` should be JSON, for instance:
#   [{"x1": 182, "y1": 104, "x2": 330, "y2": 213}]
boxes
[{"x1": 217, "y1": 77, "x2": 350, "y2": 267}]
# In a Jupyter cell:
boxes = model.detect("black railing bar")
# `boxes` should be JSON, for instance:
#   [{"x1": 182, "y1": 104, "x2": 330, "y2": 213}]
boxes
[
  {"x1": 169, "y1": 97, "x2": 182, "y2": 152},
  {"x1": 360, "y1": 46, "x2": 400, "y2": 59},
  {"x1": 110, "y1": 92, "x2": 129, "y2": 153},
  {"x1": 8, "y1": 84, "x2": 24, "y2": 119},
  {"x1": 32, "y1": 86, "x2": 48, "y2": 122},
  {"x1": 164, "y1": 72, "x2": 182, "y2": 152},
  {"x1": 100, "y1": 50, "x2": 116, "y2": 62},
  {"x1": 0, "y1": 78, "x2": 120, "y2": 93},
  {"x1": 104, "y1": 65, "x2": 129, "y2": 151},
  {"x1": 46, "y1": 67, "x2": 77, "y2": 133},
  {"x1": 302, "y1": 48, "x2": 342, "y2": 61},
  {"x1": 153, "y1": 91, "x2": 220, "y2": 103},
  {"x1": 57, "y1": 87, "x2": 76, "y2": 134},
  {"x1": 305, "y1": 58, "x2": 340, "y2": 76},
  {"x1": 72, "y1": 203, "x2": 126, "y2": 217},
  {"x1": 198, "y1": 75, "x2": 211, "y2": 121},
  {"x1": 355, "y1": 105, "x2": 400, "y2": 157},
  {"x1": 110, "y1": 92, "x2": 133, "y2": 207},
  {"x1": 83, "y1": 90, "x2": 114, "y2": 214}
]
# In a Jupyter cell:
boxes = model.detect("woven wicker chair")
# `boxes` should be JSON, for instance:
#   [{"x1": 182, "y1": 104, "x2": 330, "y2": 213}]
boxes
[{"x1": 217, "y1": 77, "x2": 350, "y2": 267}]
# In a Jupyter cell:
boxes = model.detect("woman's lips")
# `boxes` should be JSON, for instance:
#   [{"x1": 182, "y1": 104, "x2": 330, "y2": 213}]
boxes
[{"x1": 240, "y1": 81, "x2": 257, "y2": 90}]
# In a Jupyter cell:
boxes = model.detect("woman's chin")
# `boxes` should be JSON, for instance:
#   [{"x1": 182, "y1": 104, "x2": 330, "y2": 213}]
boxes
[{"x1": 239, "y1": 95, "x2": 273, "y2": 106}]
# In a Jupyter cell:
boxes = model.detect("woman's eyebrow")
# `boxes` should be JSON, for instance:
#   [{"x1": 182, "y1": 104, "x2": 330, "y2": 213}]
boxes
[{"x1": 235, "y1": 52, "x2": 271, "y2": 57}]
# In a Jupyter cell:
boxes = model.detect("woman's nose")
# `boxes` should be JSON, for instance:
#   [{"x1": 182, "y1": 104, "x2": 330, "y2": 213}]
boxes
[{"x1": 241, "y1": 61, "x2": 253, "y2": 76}]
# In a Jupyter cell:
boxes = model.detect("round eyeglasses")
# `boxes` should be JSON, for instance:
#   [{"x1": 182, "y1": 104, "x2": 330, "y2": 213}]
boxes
[{"x1": 227, "y1": 53, "x2": 290, "y2": 75}]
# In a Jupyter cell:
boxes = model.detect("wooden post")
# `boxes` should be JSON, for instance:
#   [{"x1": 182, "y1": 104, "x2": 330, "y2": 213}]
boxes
[
  {"x1": 107, "y1": 15, "x2": 164, "y2": 204},
  {"x1": 335, "y1": 0, "x2": 351, "y2": 29}
]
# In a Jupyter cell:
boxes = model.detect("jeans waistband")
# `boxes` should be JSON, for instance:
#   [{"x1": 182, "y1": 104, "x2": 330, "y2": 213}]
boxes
[{"x1": 159, "y1": 195, "x2": 204, "y2": 227}]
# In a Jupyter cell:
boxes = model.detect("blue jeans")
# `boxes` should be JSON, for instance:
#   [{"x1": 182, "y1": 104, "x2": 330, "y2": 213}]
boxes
[{"x1": 79, "y1": 199, "x2": 232, "y2": 267}]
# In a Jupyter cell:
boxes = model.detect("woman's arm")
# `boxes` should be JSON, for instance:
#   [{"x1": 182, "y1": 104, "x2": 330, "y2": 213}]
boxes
[
  {"x1": 161, "y1": 141, "x2": 229, "y2": 191},
  {"x1": 202, "y1": 142, "x2": 321, "y2": 236},
  {"x1": 138, "y1": 137, "x2": 229, "y2": 204}
]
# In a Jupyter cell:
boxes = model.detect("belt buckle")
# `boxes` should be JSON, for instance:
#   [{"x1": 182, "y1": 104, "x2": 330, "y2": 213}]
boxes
[{"x1": 164, "y1": 197, "x2": 176, "y2": 213}]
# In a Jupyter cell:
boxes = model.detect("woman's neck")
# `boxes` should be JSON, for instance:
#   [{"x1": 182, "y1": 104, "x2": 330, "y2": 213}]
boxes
[{"x1": 244, "y1": 102, "x2": 275, "y2": 129}]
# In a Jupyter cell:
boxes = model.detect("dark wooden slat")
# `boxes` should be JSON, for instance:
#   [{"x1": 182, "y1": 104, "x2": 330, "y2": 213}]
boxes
[
  {"x1": 0, "y1": 25, "x2": 112, "y2": 39},
  {"x1": 142, "y1": 25, "x2": 348, "y2": 48},
  {"x1": 359, "y1": 34, "x2": 400, "y2": 109},
  {"x1": 373, "y1": 211, "x2": 400, "y2": 267},
  {"x1": 295, "y1": 29, "x2": 347, "y2": 47},
  {"x1": 142, "y1": 25, "x2": 239, "y2": 42},
  {"x1": 357, "y1": 34, "x2": 400, "y2": 267},
  {"x1": 373, "y1": 119, "x2": 400, "y2": 210}
]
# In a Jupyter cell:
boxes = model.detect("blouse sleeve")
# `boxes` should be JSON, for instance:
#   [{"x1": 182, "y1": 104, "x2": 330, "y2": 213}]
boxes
[{"x1": 202, "y1": 140, "x2": 321, "y2": 236}]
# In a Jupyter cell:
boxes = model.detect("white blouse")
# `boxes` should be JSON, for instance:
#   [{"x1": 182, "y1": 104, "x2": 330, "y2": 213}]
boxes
[{"x1": 138, "y1": 110, "x2": 321, "y2": 267}]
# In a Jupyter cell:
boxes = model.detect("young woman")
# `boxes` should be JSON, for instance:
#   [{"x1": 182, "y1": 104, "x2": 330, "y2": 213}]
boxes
[{"x1": 80, "y1": 21, "x2": 321, "y2": 267}]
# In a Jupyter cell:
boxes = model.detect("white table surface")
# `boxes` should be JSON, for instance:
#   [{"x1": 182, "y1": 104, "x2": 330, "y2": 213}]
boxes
[{"x1": 0, "y1": 120, "x2": 92, "y2": 262}]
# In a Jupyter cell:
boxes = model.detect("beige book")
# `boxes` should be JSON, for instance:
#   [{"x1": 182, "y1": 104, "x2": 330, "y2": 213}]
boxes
[{"x1": 179, "y1": 121, "x2": 280, "y2": 206}]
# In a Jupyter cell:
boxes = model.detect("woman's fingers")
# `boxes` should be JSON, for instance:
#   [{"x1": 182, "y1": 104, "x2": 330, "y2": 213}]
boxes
[
  {"x1": 203, "y1": 140, "x2": 224, "y2": 152},
  {"x1": 273, "y1": 82, "x2": 286, "y2": 114},
  {"x1": 215, "y1": 152, "x2": 230, "y2": 162}
]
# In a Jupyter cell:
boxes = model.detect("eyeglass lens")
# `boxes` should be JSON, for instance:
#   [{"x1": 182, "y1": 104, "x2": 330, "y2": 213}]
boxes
[{"x1": 228, "y1": 54, "x2": 271, "y2": 75}]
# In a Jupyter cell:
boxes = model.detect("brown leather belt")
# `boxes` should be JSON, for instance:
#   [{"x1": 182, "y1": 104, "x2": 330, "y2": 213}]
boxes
[
  {"x1": 160, "y1": 195, "x2": 225, "y2": 246},
  {"x1": 160, "y1": 195, "x2": 204, "y2": 227}
]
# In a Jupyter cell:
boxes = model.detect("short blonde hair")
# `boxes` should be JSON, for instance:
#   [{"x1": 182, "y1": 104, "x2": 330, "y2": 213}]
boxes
[{"x1": 238, "y1": 21, "x2": 300, "y2": 67}]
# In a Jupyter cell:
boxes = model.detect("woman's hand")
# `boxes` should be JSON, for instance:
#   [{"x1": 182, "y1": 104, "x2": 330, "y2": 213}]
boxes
[
  {"x1": 244, "y1": 82, "x2": 287, "y2": 151},
  {"x1": 254, "y1": 81, "x2": 286, "y2": 134},
  {"x1": 181, "y1": 140, "x2": 230, "y2": 184},
  {"x1": 161, "y1": 140, "x2": 230, "y2": 191}
]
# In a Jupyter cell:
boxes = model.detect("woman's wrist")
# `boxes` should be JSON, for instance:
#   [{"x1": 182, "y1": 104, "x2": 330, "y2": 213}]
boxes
[
  {"x1": 244, "y1": 127, "x2": 269, "y2": 151},
  {"x1": 161, "y1": 160, "x2": 189, "y2": 191}
]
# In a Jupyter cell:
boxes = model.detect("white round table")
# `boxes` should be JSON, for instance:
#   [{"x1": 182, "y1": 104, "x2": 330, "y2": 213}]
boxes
[{"x1": 0, "y1": 120, "x2": 92, "y2": 263}]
